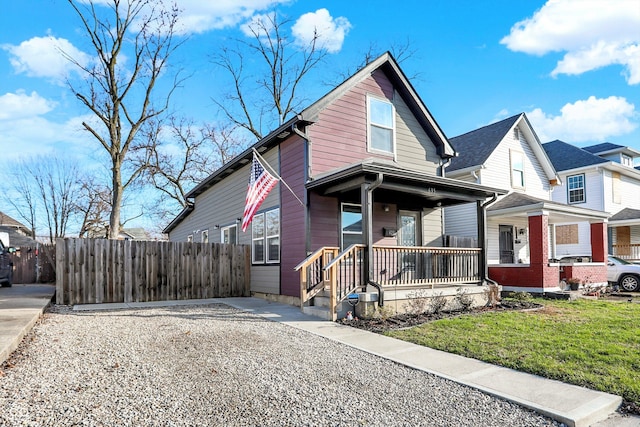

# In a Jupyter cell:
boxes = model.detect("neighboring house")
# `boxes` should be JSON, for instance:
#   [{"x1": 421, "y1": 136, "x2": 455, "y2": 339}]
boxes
[
  {"x1": 87, "y1": 227, "x2": 152, "y2": 240},
  {"x1": 444, "y1": 114, "x2": 609, "y2": 293},
  {"x1": 543, "y1": 141, "x2": 640, "y2": 261},
  {"x1": 164, "y1": 53, "x2": 507, "y2": 319},
  {"x1": 0, "y1": 211, "x2": 37, "y2": 247}
]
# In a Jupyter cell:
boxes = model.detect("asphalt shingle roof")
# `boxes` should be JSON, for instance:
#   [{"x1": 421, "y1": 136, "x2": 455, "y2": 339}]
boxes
[
  {"x1": 582, "y1": 142, "x2": 624, "y2": 154},
  {"x1": 447, "y1": 114, "x2": 521, "y2": 172},
  {"x1": 609, "y1": 208, "x2": 640, "y2": 221},
  {"x1": 542, "y1": 140, "x2": 608, "y2": 172},
  {"x1": 487, "y1": 192, "x2": 547, "y2": 211}
]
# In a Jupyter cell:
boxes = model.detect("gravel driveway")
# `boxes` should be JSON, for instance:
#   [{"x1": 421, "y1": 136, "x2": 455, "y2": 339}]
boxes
[{"x1": 0, "y1": 304, "x2": 560, "y2": 426}]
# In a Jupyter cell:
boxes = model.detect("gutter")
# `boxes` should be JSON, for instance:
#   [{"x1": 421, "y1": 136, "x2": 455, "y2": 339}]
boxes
[
  {"x1": 365, "y1": 173, "x2": 384, "y2": 306},
  {"x1": 480, "y1": 193, "x2": 499, "y2": 288}
]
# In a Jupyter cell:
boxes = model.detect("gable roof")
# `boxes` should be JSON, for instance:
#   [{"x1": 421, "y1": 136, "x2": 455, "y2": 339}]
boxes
[
  {"x1": 447, "y1": 113, "x2": 558, "y2": 182},
  {"x1": 543, "y1": 140, "x2": 609, "y2": 172},
  {"x1": 165, "y1": 53, "x2": 456, "y2": 233},
  {"x1": 447, "y1": 114, "x2": 520, "y2": 173},
  {"x1": 0, "y1": 210, "x2": 29, "y2": 230}
]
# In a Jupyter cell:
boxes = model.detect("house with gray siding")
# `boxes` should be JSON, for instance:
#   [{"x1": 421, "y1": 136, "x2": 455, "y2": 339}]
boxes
[
  {"x1": 543, "y1": 141, "x2": 640, "y2": 262},
  {"x1": 164, "y1": 53, "x2": 507, "y2": 320},
  {"x1": 444, "y1": 114, "x2": 609, "y2": 293}
]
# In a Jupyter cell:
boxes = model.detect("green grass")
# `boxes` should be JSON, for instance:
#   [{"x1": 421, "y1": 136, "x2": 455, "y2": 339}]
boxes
[{"x1": 387, "y1": 298, "x2": 640, "y2": 404}]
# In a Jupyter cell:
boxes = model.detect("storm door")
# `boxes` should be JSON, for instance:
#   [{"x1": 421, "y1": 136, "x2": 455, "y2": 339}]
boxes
[
  {"x1": 499, "y1": 225, "x2": 515, "y2": 264},
  {"x1": 398, "y1": 211, "x2": 421, "y2": 280}
]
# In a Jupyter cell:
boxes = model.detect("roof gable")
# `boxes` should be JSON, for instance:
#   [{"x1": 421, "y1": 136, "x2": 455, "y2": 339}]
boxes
[
  {"x1": 543, "y1": 140, "x2": 609, "y2": 172},
  {"x1": 447, "y1": 113, "x2": 558, "y2": 182},
  {"x1": 448, "y1": 114, "x2": 520, "y2": 172}
]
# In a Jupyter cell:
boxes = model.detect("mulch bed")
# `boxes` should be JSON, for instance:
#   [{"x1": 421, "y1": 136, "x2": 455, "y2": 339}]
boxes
[{"x1": 337, "y1": 300, "x2": 542, "y2": 333}]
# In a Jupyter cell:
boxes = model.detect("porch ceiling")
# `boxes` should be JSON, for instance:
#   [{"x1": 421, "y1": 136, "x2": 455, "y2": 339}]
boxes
[
  {"x1": 487, "y1": 192, "x2": 610, "y2": 223},
  {"x1": 307, "y1": 160, "x2": 506, "y2": 207}
]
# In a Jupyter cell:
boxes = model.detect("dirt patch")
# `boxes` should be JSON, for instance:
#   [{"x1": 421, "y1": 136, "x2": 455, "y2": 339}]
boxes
[{"x1": 337, "y1": 300, "x2": 542, "y2": 333}]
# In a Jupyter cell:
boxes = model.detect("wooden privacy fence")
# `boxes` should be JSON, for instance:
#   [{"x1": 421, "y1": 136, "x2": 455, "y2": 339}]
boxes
[
  {"x1": 11, "y1": 244, "x2": 56, "y2": 284},
  {"x1": 56, "y1": 238, "x2": 251, "y2": 305}
]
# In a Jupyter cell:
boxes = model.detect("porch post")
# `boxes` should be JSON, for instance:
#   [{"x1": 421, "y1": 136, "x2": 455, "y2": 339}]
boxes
[
  {"x1": 590, "y1": 221, "x2": 608, "y2": 262},
  {"x1": 361, "y1": 182, "x2": 373, "y2": 285},
  {"x1": 477, "y1": 200, "x2": 487, "y2": 285}
]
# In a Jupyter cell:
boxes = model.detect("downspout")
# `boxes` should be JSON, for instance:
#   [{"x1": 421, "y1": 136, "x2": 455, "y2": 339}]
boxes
[
  {"x1": 479, "y1": 193, "x2": 499, "y2": 287},
  {"x1": 439, "y1": 157, "x2": 452, "y2": 245},
  {"x1": 364, "y1": 173, "x2": 384, "y2": 306}
]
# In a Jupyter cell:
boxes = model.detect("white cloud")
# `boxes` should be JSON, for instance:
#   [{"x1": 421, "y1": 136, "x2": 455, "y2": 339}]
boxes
[
  {"x1": 501, "y1": 0, "x2": 640, "y2": 84},
  {"x1": 526, "y1": 96, "x2": 637, "y2": 143},
  {"x1": 291, "y1": 9, "x2": 351, "y2": 53},
  {"x1": 0, "y1": 91, "x2": 56, "y2": 121},
  {"x1": 2, "y1": 36, "x2": 90, "y2": 82},
  {"x1": 173, "y1": 0, "x2": 291, "y2": 35}
]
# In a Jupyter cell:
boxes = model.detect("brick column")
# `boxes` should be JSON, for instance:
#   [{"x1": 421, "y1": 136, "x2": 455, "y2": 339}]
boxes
[
  {"x1": 528, "y1": 214, "x2": 549, "y2": 265},
  {"x1": 590, "y1": 222, "x2": 608, "y2": 262}
]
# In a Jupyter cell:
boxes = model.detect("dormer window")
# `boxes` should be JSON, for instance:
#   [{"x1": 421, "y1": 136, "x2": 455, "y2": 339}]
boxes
[
  {"x1": 622, "y1": 154, "x2": 633, "y2": 167},
  {"x1": 367, "y1": 95, "x2": 395, "y2": 155}
]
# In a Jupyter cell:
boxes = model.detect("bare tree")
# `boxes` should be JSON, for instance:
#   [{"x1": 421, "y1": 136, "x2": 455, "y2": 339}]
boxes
[
  {"x1": 64, "y1": 0, "x2": 183, "y2": 239},
  {"x1": 211, "y1": 12, "x2": 327, "y2": 140},
  {"x1": 140, "y1": 116, "x2": 244, "y2": 221},
  {"x1": 3, "y1": 156, "x2": 82, "y2": 243},
  {"x1": 76, "y1": 178, "x2": 112, "y2": 238}
]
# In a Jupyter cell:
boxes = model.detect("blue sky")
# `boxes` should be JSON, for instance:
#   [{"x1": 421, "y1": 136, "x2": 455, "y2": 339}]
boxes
[{"x1": 0, "y1": 0, "x2": 639, "y2": 229}]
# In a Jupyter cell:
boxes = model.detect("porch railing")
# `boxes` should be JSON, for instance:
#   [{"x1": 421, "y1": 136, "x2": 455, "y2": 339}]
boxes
[
  {"x1": 297, "y1": 245, "x2": 482, "y2": 319},
  {"x1": 371, "y1": 246, "x2": 482, "y2": 287},
  {"x1": 295, "y1": 246, "x2": 339, "y2": 307},
  {"x1": 612, "y1": 244, "x2": 640, "y2": 260}
]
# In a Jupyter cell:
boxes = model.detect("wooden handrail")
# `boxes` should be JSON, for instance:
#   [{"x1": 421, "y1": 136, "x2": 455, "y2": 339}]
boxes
[
  {"x1": 323, "y1": 244, "x2": 365, "y2": 271},
  {"x1": 294, "y1": 246, "x2": 339, "y2": 271}
]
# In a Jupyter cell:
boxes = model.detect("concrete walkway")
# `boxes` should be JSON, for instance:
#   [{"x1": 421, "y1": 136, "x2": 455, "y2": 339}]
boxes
[{"x1": 2, "y1": 288, "x2": 637, "y2": 427}]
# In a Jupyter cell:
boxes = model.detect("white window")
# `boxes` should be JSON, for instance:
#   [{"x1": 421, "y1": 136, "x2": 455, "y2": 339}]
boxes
[
  {"x1": 221, "y1": 224, "x2": 237, "y2": 244},
  {"x1": 201, "y1": 230, "x2": 209, "y2": 243},
  {"x1": 367, "y1": 95, "x2": 395, "y2": 155},
  {"x1": 510, "y1": 150, "x2": 525, "y2": 189},
  {"x1": 568, "y1": 174, "x2": 585, "y2": 203},
  {"x1": 252, "y1": 208, "x2": 280, "y2": 264},
  {"x1": 187, "y1": 235, "x2": 193, "y2": 243},
  {"x1": 341, "y1": 203, "x2": 363, "y2": 250},
  {"x1": 622, "y1": 154, "x2": 633, "y2": 167}
]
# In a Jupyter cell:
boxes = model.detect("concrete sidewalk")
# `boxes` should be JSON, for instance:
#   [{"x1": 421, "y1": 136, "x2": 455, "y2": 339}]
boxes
[
  {"x1": 0, "y1": 284, "x2": 55, "y2": 366},
  {"x1": 6, "y1": 292, "x2": 637, "y2": 427}
]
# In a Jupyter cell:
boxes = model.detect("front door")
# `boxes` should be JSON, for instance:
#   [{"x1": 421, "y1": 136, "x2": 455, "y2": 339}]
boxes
[
  {"x1": 499, "y1": 225, "x2": 514, "y2": 264},
  {"x1": 398, "y1": 211, "x2": 420, "y2": 279}
]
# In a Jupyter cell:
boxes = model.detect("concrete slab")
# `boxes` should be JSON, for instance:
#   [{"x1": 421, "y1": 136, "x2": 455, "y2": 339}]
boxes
[{"x1": 0, "y1": 284, "x2": 55, "y2": 365}]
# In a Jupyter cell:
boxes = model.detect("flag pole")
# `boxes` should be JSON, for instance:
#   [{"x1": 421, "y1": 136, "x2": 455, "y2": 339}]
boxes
[{"x1": 252, "y1": 148, "x2": 305, "y2": 207}]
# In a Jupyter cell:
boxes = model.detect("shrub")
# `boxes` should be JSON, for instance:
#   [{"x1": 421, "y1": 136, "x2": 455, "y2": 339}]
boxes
[
  {"x1": 455, "y1": 287, "x2": 475, "y2": 311},
  {"x1": 428, "y1": 292, "x2": 448, "y2": 314},
  {"x1": 403, "y1": 289, "x2": 429, "y2": 315}
]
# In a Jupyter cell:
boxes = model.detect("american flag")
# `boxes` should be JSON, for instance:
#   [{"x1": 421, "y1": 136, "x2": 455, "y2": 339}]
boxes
[{"x1": 241, "y1": 154, "x2": 278, "y2": 232}]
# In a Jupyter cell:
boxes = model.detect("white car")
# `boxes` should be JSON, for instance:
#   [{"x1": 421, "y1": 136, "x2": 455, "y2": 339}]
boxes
[{"x1": 607, "y1": 256, "x2": 640, "y2": 292}]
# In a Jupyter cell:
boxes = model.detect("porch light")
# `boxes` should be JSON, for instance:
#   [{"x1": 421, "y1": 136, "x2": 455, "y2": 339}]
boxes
[
  {"x1": 519, "y1": 228, "x2": 526, "y2": 235},
  {"x1": 383, "y1": 205, "x2": 390, "y2": 212}
]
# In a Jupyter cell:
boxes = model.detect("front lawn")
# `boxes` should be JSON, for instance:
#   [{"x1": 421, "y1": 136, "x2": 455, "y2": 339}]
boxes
[{"x1": 387, "y1": 298, "x2": 640, "y2": 407}]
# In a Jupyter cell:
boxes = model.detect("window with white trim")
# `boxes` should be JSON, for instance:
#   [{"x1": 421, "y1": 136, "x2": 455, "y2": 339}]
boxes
[
  {"x1": 367, "y1": 95, "x2": 395, "y2": 155},
  {"x1": 252, "y1": 208, "x2": 280, "y2": 264},
  {"x1": 341, "y1": 203, "x2": 363, "y2": 250},
  {"x1": 201, "y1": 229, "x2": 209, "y2": 243},
  {"x1": 187, "y1": 235, "x2": 193, "y2": 243},
  {"x1": 221, "y1": 224, "x2": 237, "y2": 244},
  {"x1": 567, "y1": 174, "x2": 585, "y2": 203},
  {"x1": 510, "y1": 150, "x2": 525, "y2": 189},
  {"x1": 622, "y1": 154, "x2": 633, "y2": 167}
]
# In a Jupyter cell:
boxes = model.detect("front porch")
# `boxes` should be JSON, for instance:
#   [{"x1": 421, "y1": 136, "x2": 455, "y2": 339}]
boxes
[
  {"x1": 296, "y1": 244, "x2": 489, "y2": 320},
  {"x1": 294, "y1": 161, "x2": 506, "y2": 320},
  {"x1": 609, "y1": 208, "x2": 640, "y2": 262},
  {"x1": 485, "y1": 193, "x2": 610, "y2": 293}
]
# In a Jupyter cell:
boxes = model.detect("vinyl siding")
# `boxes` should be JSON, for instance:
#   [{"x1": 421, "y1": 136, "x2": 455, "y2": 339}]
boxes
[
  {"x1": 444, "y1": 203, "x2": 477, "y2": 239},
  {"x1": 279, "y1": 135, "x2": 307, "y2": 297},
  {"x1": 602, "y1": 168, "x2": 640, "y2": 214},
  {"x1": 169, "y1": 147, "x2": 281, "y2": 295},
  {"x1": 551, "y1": 169, "x2": 604, "y2": 211},
  {"x1": 482, "y1": 129, "x2": 550, "y2": 199},
  {"x1": 309, "y1": 69, "x2": 439, "y2": 177},
  {"x1": 554, "y1": 222, "x2": 593, "y2": 258},
  {"x1": 422, "y1": 208, "x2": 442, "y2": 246}
]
